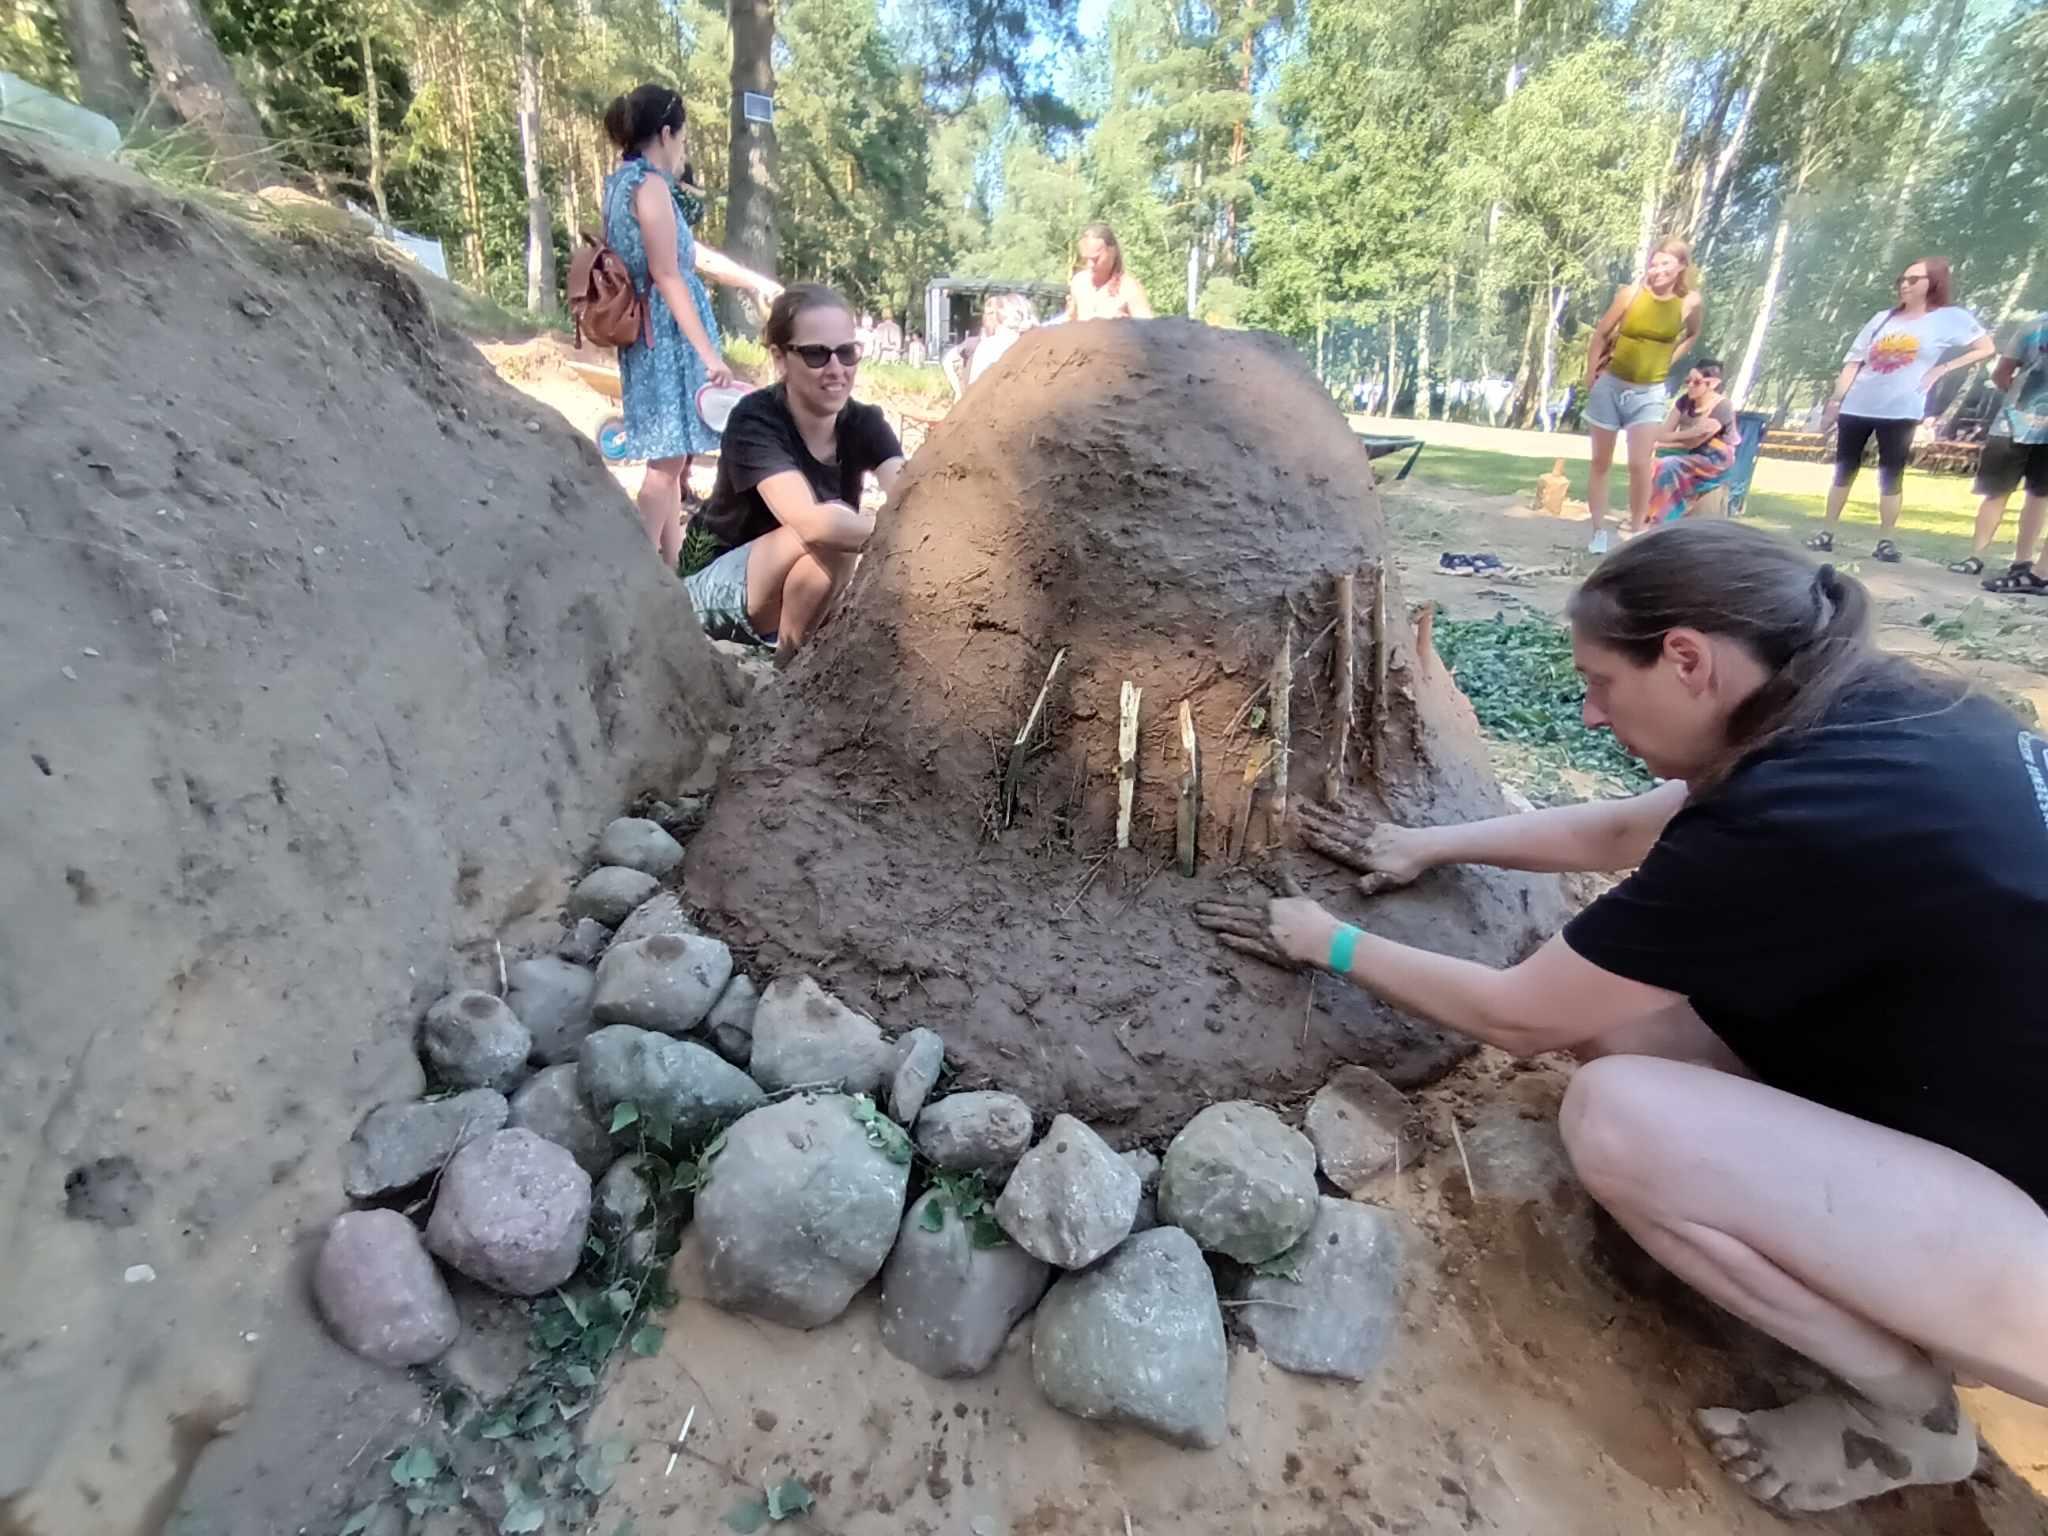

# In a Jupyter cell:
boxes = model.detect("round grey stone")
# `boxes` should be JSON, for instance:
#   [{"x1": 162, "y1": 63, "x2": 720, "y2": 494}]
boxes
[
  {"x1": 425, "y1": 1129, "x2": 592, "y2": 1296},
  {"x1": 993, "y1": 1114, "x2": 1140, "y2": 1269},
  {"x1": 419, "y1": 991, "x2": 532, "y2": 1093},
  {"x1": 1031, "y1": 1226, "x2": 1227, "y2": 1448},
  {"x1": 1238, "y1": 1197, "x2": 1403, "y2": 1382},
  {"x1": 343, "y1": 1089, "x2": 509, "y2": 1200},
  {"x1": 314, "y1": 1208, "x2": 459, "y2": 1367},
  {"x1": 557, "y1": 918, "x2": 613, "y2": 965},
  {"x1": 1159, "y1": 1101, "x2": 1318, "y2": 1264},
  {"x1": 576, "y1": 1024, "x2": 765, "y2": 1142},
  {"x1": 508, "y1": 1064, "x2": 613, "y2": 1174},
  {"x1": 748, "y1": 975, "x2": 894, "y2": 1095},
  {"x1": 597, "y1": 817, "x2": 685, "y2": 879},
  {"x1": 878, "y1": 1190, "x2": 1052, "y2": 1379},
  {"x1": 914, "y1": 1092, "x2": 1034, "y2": 1173},
  {"x1": 593, "y1": 1156, "x2": 653, "y2": 1247},
  {"x1": 1304, "y1": 1066, "x2": 1419, "y2": 1194},
  {"x1": 568, "y1": 866, "x2": 660, "y2": 926},
  {"x1": 703, "y1": 975, "x2": 760, "y2": 1067},
  {"x1": 507, "y1": 956, "x2": 599, "y2": 1066},
  {"x1": 592, "y1": 933, "x2": 733, "y2": 1035},
  {"x1": 693, "y1": 1094, "x2": 910, "y2": 1328},
  {"x1": 889, "y1": 1028, "x2": 945, "y2": 1125},
  {"x1": 612, "y1": 890, "x2": 699, "y2": 947}
]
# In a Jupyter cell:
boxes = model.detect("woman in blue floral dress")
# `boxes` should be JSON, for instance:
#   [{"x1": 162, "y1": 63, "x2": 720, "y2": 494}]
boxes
[{"x1": 601, "y1": 86, "x2": 778, "y2": 568}]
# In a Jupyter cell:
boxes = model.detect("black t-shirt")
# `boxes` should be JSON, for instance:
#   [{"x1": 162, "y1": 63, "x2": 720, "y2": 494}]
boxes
[
  {"x1": 1564, "y1": 672, "x2": 2048, "y2": 1202},
  {"x1": 697, "y1": 384, "x2": 902, "y2": 550}
]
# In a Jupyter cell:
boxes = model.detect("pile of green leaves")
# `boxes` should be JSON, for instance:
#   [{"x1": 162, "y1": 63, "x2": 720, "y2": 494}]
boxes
[{"x1": 1432, "y1": 611, "x2": 1654, "y2": 803}]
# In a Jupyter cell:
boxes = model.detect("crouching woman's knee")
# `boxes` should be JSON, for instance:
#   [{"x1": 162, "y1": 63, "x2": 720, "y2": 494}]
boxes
[{"x1": 1558, "y1": 1056, "x2": 1667, "y2": 1210}]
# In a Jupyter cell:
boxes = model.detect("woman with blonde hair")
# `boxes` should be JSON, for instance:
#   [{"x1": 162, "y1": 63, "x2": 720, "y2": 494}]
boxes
[
  {"x1": 1581, "y1": 237, "x2": 1704, "y2": 554},
  {"x1": 1066, "y1": 223, "x2": 1153, "y2": 321}
]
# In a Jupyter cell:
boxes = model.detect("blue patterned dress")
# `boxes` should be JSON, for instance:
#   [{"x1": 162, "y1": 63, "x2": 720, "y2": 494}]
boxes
[{"x1": 602, "y1": 158, "x2": 724, "y2": 461}]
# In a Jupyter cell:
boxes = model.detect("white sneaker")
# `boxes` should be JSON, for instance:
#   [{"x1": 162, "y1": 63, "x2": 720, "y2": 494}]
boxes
[{"x1": 1588, "y1": 528, "x2": 1611, "y2": 556}]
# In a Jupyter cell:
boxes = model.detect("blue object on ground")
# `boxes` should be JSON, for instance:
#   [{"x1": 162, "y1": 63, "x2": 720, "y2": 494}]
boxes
[{"x1": 1727, "y1": 411, "x2": 1770, "y2": 516}]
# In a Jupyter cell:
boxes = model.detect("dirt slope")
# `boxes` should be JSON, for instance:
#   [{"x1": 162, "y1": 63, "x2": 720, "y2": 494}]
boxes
[
  {"x1": 687, "y1": 320, "x2": 1568, "y2": 1139},
  {"x1": 0, "y1": 134, "x2": 733, "y2": 1535}
]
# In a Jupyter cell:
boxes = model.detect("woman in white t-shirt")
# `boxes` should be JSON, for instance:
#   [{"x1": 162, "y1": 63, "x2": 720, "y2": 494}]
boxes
[
  {"x1": 967, "y1": 293, "x2": 1035, "y2": 387},
  {"x1": 1808, "y1": 257, "x2": 1993, "y2": 560}
]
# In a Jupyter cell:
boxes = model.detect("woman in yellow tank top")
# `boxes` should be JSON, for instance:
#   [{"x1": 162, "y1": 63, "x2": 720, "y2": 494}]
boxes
[{"x1": 1583, "y1": 237, "x2": 1704, "y2": 553}]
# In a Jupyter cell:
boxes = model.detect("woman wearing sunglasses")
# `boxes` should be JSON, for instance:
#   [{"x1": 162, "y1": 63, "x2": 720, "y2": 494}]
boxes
[
  {"x1": 1808, "y1": 258, "x2": 1993, "y2": 562},
  {"x1": 684, "y1": 285, "x2": 905, "y2": 661}
]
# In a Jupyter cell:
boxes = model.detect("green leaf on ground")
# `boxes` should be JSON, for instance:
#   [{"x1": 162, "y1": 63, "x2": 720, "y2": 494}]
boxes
[
  {"x1": 765, "y1": 1476, "x2": 814, "y2": 1520},
  {"x1": 723, "y1": 1498, "x2": 769, "y2": 1533},
  {"x1": 575, "y1": 1447, "x2": 619, "y2": 1496},
  {"x1": 629, "y1": 1323, "x2": 665, "y2": 1356},
  {"x1": 389, "y1": 1444, "x2": 439, "y2": 1487},
  {"x1": 339, "y1": 1506, "x2": 380, "y2": 1535},
  {"x1": 849, "y1": 1095, "x2": 913, "y2": 1164},
  {"x1": 479, "y1": 1413, "x2": 519, "y2": 1440},
  {"x1": 609, "y1": 1101, "x2": 640, "y2": 1133},
  {"x1": 918, "y1": 1199, "x2": 947, "y2": 1232}
]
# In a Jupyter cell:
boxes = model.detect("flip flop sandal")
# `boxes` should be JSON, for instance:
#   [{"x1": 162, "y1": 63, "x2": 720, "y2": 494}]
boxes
[
  {"x1": 1949, "y1": 556, "x2": 1986, "y2": 575},
  {"x1": 1872, "y1": 539, "x2": 1902, "y2": 563},
  {"x1": 1805, "y1": 531, "x2": 1834, "y2": 551},
  {"x1": 1984, "y1": 562, "x2": 2048, "y2": 595}
]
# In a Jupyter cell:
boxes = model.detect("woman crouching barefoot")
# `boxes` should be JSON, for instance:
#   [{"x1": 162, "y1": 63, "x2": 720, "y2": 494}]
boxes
[{"x1": 1198, "y1": 521, "x2": 2048, "y2": 1514}]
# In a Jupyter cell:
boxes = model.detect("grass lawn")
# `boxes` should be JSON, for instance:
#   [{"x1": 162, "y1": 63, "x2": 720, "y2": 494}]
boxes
[{"x1": 1406, "y1": 444, "x2": 1987, "y2": 564}]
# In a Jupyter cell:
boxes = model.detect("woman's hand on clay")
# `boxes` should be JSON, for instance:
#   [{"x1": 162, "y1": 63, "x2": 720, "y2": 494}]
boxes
[
  {"x1": 1296, "y1": 800, "x2": 1429, "y2": 897},
  {"x1": 1194, "y1": 872, "x2": 1338, "y2": 971}
]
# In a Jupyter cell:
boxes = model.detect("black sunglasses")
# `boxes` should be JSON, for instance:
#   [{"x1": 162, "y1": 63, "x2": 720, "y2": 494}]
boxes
[{"x1": 787, "y1": 343, "x2": 863, "y2": 368}]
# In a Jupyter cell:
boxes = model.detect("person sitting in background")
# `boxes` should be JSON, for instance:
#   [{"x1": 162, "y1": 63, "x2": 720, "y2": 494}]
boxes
[
  {"x1": 942, "y1": 305, "x2": 996, "y2": 399},
  {"x1": 967, "y1": 293, "x2": 1035, "y2": 387},
  {"x1": 873, "y1": 311, "x2": 904, "y2": 362},
  {"x1": 683, "y1": 285, "x2": 905, "y2": 662},
  {"x1": 1953, "y1": 314, "x2": 2048, "y2": 594},
  {"x1": 1647, "y1": 360, "x2": 1740, "y2": 523},
  {"x1": 906, "y1": 332, "x2": 927, "y2": 368},
  {"x1": 1066, "y1": 223, "x2": 1153, "y2": 321}
]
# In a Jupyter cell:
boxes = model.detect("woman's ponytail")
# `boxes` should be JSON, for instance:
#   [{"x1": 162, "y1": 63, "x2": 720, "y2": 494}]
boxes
[
  {"x1": 604, "y1": 85, "x2": 685, "y2": 155},
  {"x1": 1567, "y1": 523, "x2": 1941, "y2": 788}
]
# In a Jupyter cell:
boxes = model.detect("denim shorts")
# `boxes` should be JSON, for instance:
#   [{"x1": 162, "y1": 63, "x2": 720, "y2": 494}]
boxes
[
  {"x1": 1587, "y1": 371, "x2": 1669, "y2": 431},
  {"x1": 682, "y1": 539, "x2": 772, "y2": 647}
]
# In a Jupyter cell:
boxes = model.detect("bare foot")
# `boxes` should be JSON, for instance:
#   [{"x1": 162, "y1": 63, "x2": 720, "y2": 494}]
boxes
[{"x1": 1697, "y1": 1387, "x2": 1978, "y2": 1513}]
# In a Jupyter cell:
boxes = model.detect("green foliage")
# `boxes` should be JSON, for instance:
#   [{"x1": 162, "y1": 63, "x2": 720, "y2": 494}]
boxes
[
  {"x1": 1249, "y1": 1244, "x2": 1304, "y2": 1283},
  {"x1": 923, "y1": 1169, "x2": 1007, "y2": 1247},
  {"x1": 1432, "y1": 612, "x2": 1655, "y2": 802},
  {"x1": 850, "y1": 1094, "x2": 913, "y2": 1163},
  {"x1": 724, "y1": 1475, "x2": 815, "y2": 1530}
]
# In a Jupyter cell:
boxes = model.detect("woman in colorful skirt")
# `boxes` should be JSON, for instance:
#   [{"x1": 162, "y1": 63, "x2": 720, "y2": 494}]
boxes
[{"x1": 1648, "y1": 360, "x2": 1740, "y2": 523}]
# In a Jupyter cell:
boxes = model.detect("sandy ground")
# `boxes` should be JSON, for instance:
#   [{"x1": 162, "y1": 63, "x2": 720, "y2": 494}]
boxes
[{"x1": 459, "y1": 348, "x2": 2048, "y2": 1536}]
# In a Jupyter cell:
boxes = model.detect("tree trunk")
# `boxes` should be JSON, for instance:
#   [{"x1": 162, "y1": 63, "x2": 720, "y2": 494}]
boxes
[
  {"x1": 1385, "y1": 315, "x2": 1401, "y2": 413},
  {"x1": 517, "y1": 0, "x2": 553, "y2": 314},
  {"x1": 721, "y1": 0, "x2": 779, "y2": 337},
  {"x1": 450, "y1": 20, "x2": 486, "y2": 286},
  {"x1": 1698, "y1": 34, "x2": 1771, "y2": 256},
  {"x1": 1506, "y1": 298, "x2": 1540, "y2": 427},
  {"x1": 1415, "y1": 299, "x2": 1434, "y2": 419},
  {"x1": 62, "y1": 0, "x2": 145, "y2": 124},
  {"x1": 1485, "y1": 0, "x2": 1525, "y2": 247},
  {"x1": 125, "y1": 0, "x2": 278, "y2": 189},
  {"x1": 1536, "y1": 283, "x2": 1565, "y2": 431},
  {"x1": 1732, "y1": 207, "x2": 1792, "y2": 406},
  {"x1": 360, "y1": 25, "x2": 388, "y2": 224}
]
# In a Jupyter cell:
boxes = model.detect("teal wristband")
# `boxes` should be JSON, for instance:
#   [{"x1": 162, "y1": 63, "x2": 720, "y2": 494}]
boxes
[{"x1": 1327, "y1": 923, "x2": 1362, "y2": 973}]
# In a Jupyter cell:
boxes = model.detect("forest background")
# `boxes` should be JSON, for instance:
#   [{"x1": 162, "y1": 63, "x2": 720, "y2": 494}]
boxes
[{"x1": 4, "y1": 0, "x2": 2043, "y2": 424}]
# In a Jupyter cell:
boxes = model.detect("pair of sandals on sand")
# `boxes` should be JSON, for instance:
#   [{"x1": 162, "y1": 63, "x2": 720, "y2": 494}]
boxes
[{"x1": 1806, "y1": 529, "x2": 2047, "y2": 594}]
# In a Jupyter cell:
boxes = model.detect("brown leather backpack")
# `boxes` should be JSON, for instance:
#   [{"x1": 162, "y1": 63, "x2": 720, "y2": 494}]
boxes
[{"x1": 567, "y1": 231, "x2": 645, "y2": 350}]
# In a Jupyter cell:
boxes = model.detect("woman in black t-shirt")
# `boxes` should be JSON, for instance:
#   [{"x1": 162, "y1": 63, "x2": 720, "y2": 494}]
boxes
[
  {"x1": 1197, "y1": 522, "x2": 2048, "y2": 1515},
  {"x1": 681, "y1": 284, "x2": 905, "y2": 660}
]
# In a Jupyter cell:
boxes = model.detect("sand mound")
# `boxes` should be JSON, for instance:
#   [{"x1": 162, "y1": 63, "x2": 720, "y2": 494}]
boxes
[
  {"x1": 0, "y1": 134, "x2": 734, "y2": 1532},
  {"x1": 688, "y1": 321, "x2": 1566, "y2": 1137}
]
